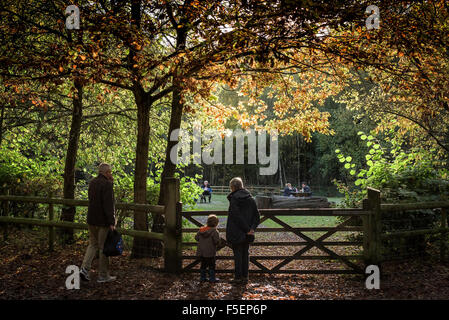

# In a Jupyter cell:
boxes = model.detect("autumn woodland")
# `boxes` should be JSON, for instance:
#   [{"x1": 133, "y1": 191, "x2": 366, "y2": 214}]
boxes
[{"x1": 0, "y1": 0, "x2": 449, "y2": 301}]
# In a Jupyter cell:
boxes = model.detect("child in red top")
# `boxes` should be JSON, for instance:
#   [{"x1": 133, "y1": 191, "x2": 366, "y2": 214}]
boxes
[{"x1": 195, "y1": 215, "x2": 219, "y2": 282}]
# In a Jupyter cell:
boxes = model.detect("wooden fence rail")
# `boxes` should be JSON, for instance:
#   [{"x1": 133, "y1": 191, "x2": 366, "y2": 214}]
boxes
[
  {"x1": 0, "y1": 195, "x2": 165, "y2": 214},
  {"x1": 0, "y1": 194, "x2": 167, "y2": 243},
  {"x1": 0, "y1": 216, "x2": 164, "y2": 240},
  {"x1": 0, "y1": 177, "x2": 181, "y2": 273},
  {"x1": 210, "y1": 185, "x2": 281, "y2": 195},
  {"x1": 379, "y1": 203, "x2": 449, "y2": 263}
]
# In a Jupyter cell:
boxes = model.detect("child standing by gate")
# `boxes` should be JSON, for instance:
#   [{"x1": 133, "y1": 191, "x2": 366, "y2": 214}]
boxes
[{"x1": 195, "y1": 214, "x2": 220, "y2": 282}]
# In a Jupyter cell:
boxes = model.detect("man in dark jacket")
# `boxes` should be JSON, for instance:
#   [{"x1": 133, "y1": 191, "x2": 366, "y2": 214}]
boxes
[
  {"x1": 301, "y1": 182, "x2": 311, "y2": 194},
  {"x1": 226, "y1": 177, "x2": 260, "y2": 284},
  {"x1": 80, "y1": 163, "x2": 117, "y2": 283}
]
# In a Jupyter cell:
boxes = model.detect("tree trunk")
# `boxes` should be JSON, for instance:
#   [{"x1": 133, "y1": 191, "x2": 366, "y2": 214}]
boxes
[
  {"x1": 150, "y1": 75, "x2": 183, "y2": 257},
  {"x1": 131, "y1": 86, "x2": 155, "y2": 258},
  {"x1": 59, "y1": 79, "x2": 83, "y2": 244},
  {"x1": 157, "y1": 16, "x2": 187, "y2": 203},
  {"x1": 151, "y1": 21, "x2": 188, "y2": 257},
  {"x1": 296, "y1": 134, "x2": 300, "y2": 185},
  {"x1": 126, "y1": 0, "x2": 158, "y2": 259},
  {"x1": 158, "y1": 82, "x2": 183, "y2": 202},
  {"x1": 0, "y1": 103, "x2": 5, "y2": 147}
]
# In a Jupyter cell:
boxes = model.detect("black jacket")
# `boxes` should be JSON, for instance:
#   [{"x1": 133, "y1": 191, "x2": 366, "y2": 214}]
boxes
[
  {"x1": 87, "y1": 174, "x2": 116, "y2": 227},
  {"x1": 283, "y1": 187, "x2": 293, "y2": 196},
  {"x1": 225, "y1": 189, "x2": 260, "y2": 244}
]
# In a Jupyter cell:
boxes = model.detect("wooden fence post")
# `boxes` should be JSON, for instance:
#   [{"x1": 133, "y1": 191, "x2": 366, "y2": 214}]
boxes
[
  {"x1": 367, "y1": 187, "x2": 382, "y2": 266},
  {"x1": 441, "y1": 207, "x2": 448, "y2": 262},
  {"x1": 48, "y1": 192, "x2": 55, "y2": 252},
  {"x1": 163, "y1": 178, "x2": 182, "y2": 273},
  {"x1": 362, "y1": 198, "x2": 370, "y2": 263}
]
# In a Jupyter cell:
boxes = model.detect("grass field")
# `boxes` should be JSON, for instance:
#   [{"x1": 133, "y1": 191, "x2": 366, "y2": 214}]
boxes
[{"x1": 184, "y1": 194, "x2": 344, "y2": 228}]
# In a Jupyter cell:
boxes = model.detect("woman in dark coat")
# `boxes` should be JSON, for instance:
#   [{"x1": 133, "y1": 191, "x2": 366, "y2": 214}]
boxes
[{"x1": 225, "y1": 177, "x2": 260, "y2": 284}]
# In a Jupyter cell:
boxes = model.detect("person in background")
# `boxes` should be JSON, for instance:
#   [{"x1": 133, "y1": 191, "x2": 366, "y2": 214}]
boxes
[
  {"x1": 226, "y1": 177, "x2": 260, "y2": 284},
  {"x1": 80, "y1": 163, "x2": 117, "y2": 283},
  {"x1": 301, "y1": 182, "x2": 311, "y2": 193},
  {"x1": 195, "y1": 214, "x2": 220, "y2": 283},
  {"x1": 200, "y1": 180, "x2": 212, "y2": 203},
  {"x1": 283, "y1": 183, "x2": 294, "y2": 197}
]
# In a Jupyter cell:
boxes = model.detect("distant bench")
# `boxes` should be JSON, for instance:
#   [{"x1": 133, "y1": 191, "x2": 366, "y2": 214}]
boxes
[
  {"x1": 291, "y1": 192, "x2": 312, "y2": 197},
  {"x1": 279, "y1": 190, "x2": 312, "y2": 197}
]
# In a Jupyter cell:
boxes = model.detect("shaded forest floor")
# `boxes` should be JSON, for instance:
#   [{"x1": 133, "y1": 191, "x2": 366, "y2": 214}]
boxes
[{"x1": 1, "y1": 229, "x2": 449, "y2": 300}]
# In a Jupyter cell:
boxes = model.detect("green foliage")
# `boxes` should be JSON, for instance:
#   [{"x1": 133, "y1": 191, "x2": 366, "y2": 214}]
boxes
[
  {"x1": 335, "y1": 129, "x2": 449, "y2": 205},
  {"x1": 174, "y1": 163, "x2": 204, "y2": 208},
  {"x1": 0, "y1": 131, "x2": 63, "y2": 219},
  {"x1": 309, "y1": 97, "x2": 376, "y2": 188},
  {"x1": 334, "y1": 128, "x2": 449, "y2": 257},
  {"x1": 0, "y1": 133, "x2": 62, "y2": 197},
  {"x1": 332, "y1": 179, "x2": 360, "y2": 208}
]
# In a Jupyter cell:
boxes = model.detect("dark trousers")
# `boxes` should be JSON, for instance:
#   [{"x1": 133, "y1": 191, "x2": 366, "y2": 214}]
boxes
[
  {"x1": 232, "y1": 241, "x2": 250, "y2": 278},
  {"x1": 200, "y1": 192, "x2": 211, "y2": 203},
  {"x1": 200, "y1": 256, "x2": 216, "y2": 270}
]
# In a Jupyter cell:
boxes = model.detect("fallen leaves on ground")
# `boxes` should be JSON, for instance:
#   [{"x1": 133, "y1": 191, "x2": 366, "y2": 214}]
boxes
[{"x1": 1, "y1": 229, "x2": 449, "y2": 300}]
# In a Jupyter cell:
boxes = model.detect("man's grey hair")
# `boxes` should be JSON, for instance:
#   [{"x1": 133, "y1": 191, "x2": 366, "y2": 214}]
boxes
[
  {"x1": 98, "y1": 163, "x2": 111, "y2": 174},
  {"x1": 229, "y1": 177, "x2": 244, "y2": 190}
]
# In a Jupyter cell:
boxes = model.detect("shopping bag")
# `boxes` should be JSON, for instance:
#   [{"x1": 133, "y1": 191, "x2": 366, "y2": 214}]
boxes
[{"x1": 103, "y1": 229, "x2": 124, "y2": 257}]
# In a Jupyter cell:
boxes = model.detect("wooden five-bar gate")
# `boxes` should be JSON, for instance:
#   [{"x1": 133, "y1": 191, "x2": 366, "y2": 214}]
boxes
[
  {"x1": 1, "y1": 181, "x2": 448, "y2": 275},
  {"x1": 180, "y1": 189, "x2": 380, "y2": 275},
  {"x1": 182, "y1": 208, "x2": 366, "y2": 274},
  {"x1": 178, "y1": 187, "x2": 448, "y2": 274}
]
